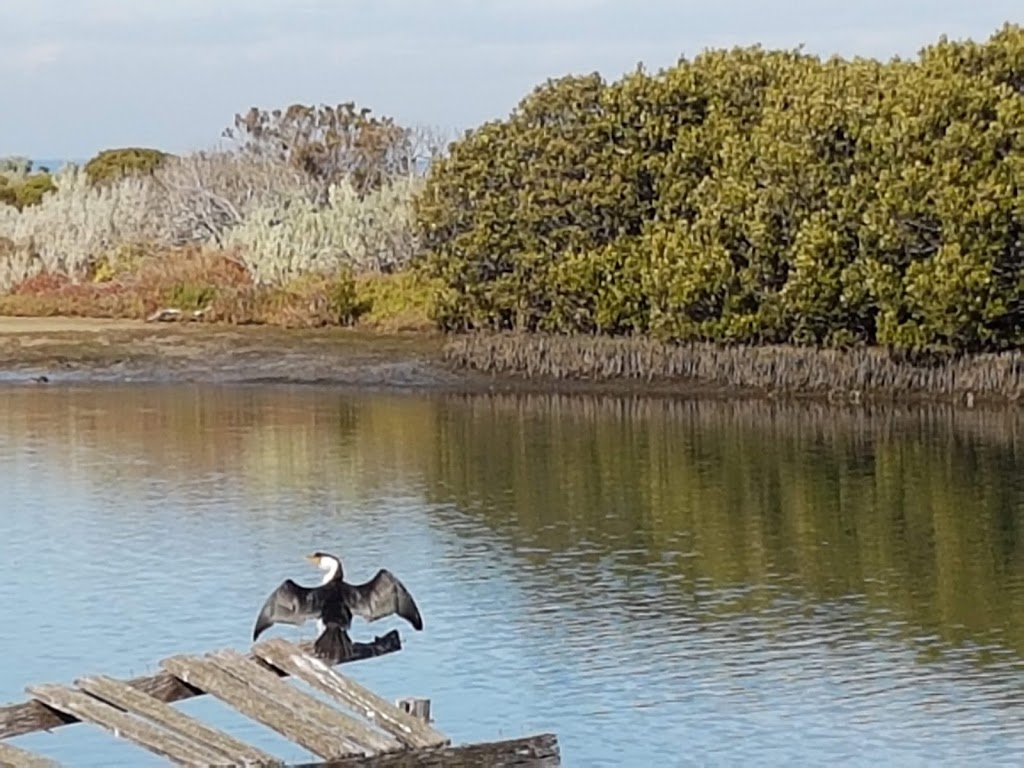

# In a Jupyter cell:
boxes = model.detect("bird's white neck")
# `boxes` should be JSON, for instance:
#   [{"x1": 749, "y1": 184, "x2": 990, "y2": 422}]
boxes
[{"x1": 319, "y1": 557, "x2": 341, "y2": 584}]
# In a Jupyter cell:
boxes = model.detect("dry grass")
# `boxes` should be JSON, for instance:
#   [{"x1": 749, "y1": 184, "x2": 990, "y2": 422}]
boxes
[
  {"x1": 443, "y1": 332, "x2": 1024, "y2": 404},
  {"x1": 0, "y1": 245, "x2": 437, "y2": 331},
  {"x1": 0, "y1": 245, "x2": 248, "y2": 320}
]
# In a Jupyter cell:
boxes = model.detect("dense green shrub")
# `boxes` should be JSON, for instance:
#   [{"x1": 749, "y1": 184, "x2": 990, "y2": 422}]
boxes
[
  {"x1": 416, "y1": 24, "x2": 1024, "y2": 354},
  {"x1": 13, "y1": 173, "x2": 57, "y2": 208},
  {"x1": 0, "y1": 170, "x2": 56, "y2": 210},
  {"x1": 0, "y1": 177, "x2": 13, "y2": 208},
  {"x1": 83, "y1": 147, "x2": 170, "y2": 186}
]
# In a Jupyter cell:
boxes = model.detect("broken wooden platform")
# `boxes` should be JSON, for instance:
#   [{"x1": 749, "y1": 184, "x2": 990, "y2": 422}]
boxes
[{"x1": 0, "y1": 633, "x2": 560, "y2": 767}]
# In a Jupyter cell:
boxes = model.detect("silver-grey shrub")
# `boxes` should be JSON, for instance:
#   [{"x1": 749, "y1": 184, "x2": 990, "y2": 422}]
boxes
[
  {"x1": 151, "y1": 150, "x2": 313, "y2": 246},
  {"x1": 0, "y1": 165, "x2": 160, "y2": 290},
  {"x1": 225, "y1": 174, "x2": 423, "y2": 285},
  {"x1": 0, "y1": 148, "x2": 422, "y2": 291}
]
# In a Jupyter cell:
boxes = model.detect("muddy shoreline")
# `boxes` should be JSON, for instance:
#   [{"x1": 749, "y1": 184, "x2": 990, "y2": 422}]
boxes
[
  {"x1": 0, "y1": 324, "x2": 714, "y2": 402},
  {"x1": 0, "y1": 317, "x2": 1021, "y2": 410},
  {"x1": 0, "y1": 317, "x2": 797, "y2": 401},
  {"x1": 0, "y1": 317, "x2": 460, "y2": 389}
]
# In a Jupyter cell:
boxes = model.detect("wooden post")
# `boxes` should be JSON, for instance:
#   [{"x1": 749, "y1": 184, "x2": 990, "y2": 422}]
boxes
[{"x1": 395, "y1": 698, "x2": 432, "y2": 723}]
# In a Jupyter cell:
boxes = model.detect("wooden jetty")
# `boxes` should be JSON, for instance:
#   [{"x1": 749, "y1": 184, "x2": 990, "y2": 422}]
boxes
[{"x1": 0, "y1": 631, "x2": 560, "y2": 767}]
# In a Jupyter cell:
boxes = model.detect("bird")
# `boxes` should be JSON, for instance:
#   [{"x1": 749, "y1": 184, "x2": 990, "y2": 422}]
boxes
[{"x1": 251, "y1": 551, "x2": 423, "y2": 663}]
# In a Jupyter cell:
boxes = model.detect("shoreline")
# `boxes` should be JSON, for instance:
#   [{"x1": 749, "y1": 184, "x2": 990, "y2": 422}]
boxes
[
  {"x1": 0, "y1": 317, "x2": 746, "y2": 399},
  {"x1": 0, "y1": 316, "x2": 463, "y2": 391},
  {"x1": 0, "y1": 316, "x2": 1022, "y2": 409}
]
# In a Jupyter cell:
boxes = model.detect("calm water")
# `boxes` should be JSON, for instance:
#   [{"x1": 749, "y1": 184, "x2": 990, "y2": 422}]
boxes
[{"x1": 0, "y1": 385, "x2": 1023, "y2": 767}]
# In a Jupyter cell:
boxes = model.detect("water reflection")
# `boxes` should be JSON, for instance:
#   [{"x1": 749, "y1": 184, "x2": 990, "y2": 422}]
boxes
[
  {"x1": 424, "y1": 395, "x2": 1024, "y2": 657},
  {"x1": 0, "y1": 385, "x2": 1022, "y2": 766}
]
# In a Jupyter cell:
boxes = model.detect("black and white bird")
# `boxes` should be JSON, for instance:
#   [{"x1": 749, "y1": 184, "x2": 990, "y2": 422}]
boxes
[{"x1": 252, "y1": 551, "x2": 423, "y2": 663}]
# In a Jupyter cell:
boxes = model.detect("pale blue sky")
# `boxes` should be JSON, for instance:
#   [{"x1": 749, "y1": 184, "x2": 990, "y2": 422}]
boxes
[{"x1": 1, "y1": 1, "x2": 1019, "y2": 160}]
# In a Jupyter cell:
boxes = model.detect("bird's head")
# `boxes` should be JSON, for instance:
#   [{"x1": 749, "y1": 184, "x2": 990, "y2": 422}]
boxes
[{"x1": 306, "y1": 551, "x2": 342, "y2": 581}]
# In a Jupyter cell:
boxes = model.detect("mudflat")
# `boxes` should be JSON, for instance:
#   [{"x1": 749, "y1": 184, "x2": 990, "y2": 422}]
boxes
[
  {"x1": 0, "y1": 316, "x2": 464, "y2": 389},
  {"x1": 0, "y1": 316, "x2": 735, "y2": 398},
  {"x1": 4, "y1": 316, "x2": 1017, "y2": 407}
]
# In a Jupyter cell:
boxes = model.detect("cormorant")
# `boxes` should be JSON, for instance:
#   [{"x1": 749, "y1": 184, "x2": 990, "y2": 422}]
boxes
[{"x1": 252, "y1": 551, "x2": 423, "y2": 663}]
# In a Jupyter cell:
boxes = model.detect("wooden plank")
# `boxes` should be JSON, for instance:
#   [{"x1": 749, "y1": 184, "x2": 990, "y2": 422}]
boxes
[
  {"x1": 293, "y1": 733, "x2": 562, "y2": 768},
  {"x1": 76, "y1": 675, "x2": 281, "y2": 767},
  {"x1": 0, "y1": 740, "x2": 61, "y2": 768},
  {"x1": 25, "y1": 684, "x2": 227, "y2": 766},
  {"x1": 252, "y1": 639, "x2": 448, "y2": 750},
  {"x1": 160, "y1": 655, "x2": 355, "y2": 760},
  {"x1": 209, "y1": 651, "x2": 398, "y2": 756},
  {"x1": 0, "y1": 631, "x2": 402, "y2": 740}
]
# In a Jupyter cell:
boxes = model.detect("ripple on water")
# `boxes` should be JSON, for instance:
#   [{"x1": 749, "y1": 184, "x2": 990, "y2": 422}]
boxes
[{"x1": 0, "y1": 386, "x2": 1022, "y2": 767}]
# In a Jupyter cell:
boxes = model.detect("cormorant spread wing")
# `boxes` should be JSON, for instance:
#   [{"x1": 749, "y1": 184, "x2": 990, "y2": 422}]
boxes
[
  {"x1": 252, "y1": 578, "x2": 326, "y2": 641},
  {"x1": 345, "y1": 569, "x2": 424, "y2": 630}
]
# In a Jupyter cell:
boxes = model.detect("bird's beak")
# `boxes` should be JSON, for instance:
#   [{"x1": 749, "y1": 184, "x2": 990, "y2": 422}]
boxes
[{"x1": 305, "y1": 553, "x2": 319, "y2": 565}]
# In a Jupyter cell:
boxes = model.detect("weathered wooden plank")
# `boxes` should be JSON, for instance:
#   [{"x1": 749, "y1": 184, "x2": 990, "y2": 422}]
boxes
[
  {"x1": 209, "y1": 651, "x2": 398, "y2": 756},
  {"x1": 252, "y1": 640, "x2": 448, "y2": 750},
  {"x1": 76, "y1": 674, "x2": 281, "y2": 767},
  {"x1": 160, "y1": 655, "x2": 355, "y2": 760},
  {"x1": 0, "y1": 739, "x2": 61, "y2": 768},
  {"x1": 25, "y1": 684, "x2": 227, "y2": 766},
  {"x1": 295, "y1": 733, "x2": 561, "y2": 768},
  {"x1": 0, "y1": 631, "x2": 402, "y2": 740}
]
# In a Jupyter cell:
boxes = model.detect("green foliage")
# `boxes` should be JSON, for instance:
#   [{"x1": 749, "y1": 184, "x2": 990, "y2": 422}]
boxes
[
  {"x1": 165, "y1": 281, "x2": 217, "y2": 311},
  {"x1": 83, "y1": 147, "x2": 170, "y2": 186},
  {"x1": 271, "y1": 271, "x2": 367, "y2": 326},
  {"x1": 89, "y1": 243, "x2": 149, "y2": 283},
  {"x1": 354, "y1": 271, "x2": 441, "y2": 331},
  {"x1": 0, "y1": 179, "x2": 14, "y2": 209},
  {"x1": 14, "y1": 173, "x2": 57, "y2": 209},
  {"x1": 324, "y1": 271, "x2": 361, "y2": 324},
  {"x1": 0, "y1": 169, "x2": 56, "y2": 210},
  {"x1": 417, "y1": 23, "x2": 1024, "y2": 354}
]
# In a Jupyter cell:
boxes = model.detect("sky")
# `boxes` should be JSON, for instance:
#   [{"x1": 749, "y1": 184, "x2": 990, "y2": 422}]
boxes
[{"x1": 1, "y1": 0, "x2": 1020, "y2": 160}]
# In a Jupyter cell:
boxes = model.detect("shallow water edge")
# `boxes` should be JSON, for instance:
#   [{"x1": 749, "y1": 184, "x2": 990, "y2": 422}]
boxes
[{"x1": 0, "y1": 317, "x2": 1021, "y2": 408}]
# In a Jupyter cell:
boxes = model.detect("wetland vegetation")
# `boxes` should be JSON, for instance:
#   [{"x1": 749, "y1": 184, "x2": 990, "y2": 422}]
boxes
[{"x1": 2, "y1": 23, "x2": 1024, "y2": 400}]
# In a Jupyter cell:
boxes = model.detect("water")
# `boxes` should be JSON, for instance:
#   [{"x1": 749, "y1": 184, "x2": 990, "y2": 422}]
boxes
[{"x1": 0, "y1": 384, "x2": 1022, "y2": 767}]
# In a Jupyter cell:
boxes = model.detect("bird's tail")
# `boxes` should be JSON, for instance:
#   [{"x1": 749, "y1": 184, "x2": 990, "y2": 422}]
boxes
[{"x1": 313, "y1": 623, "x2": 354, "y2": 664}]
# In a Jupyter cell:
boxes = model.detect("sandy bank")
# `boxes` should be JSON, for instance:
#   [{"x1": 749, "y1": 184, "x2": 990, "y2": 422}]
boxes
[{"x1": 0, "y1": 316, "x2": 465, "y2": 389}]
